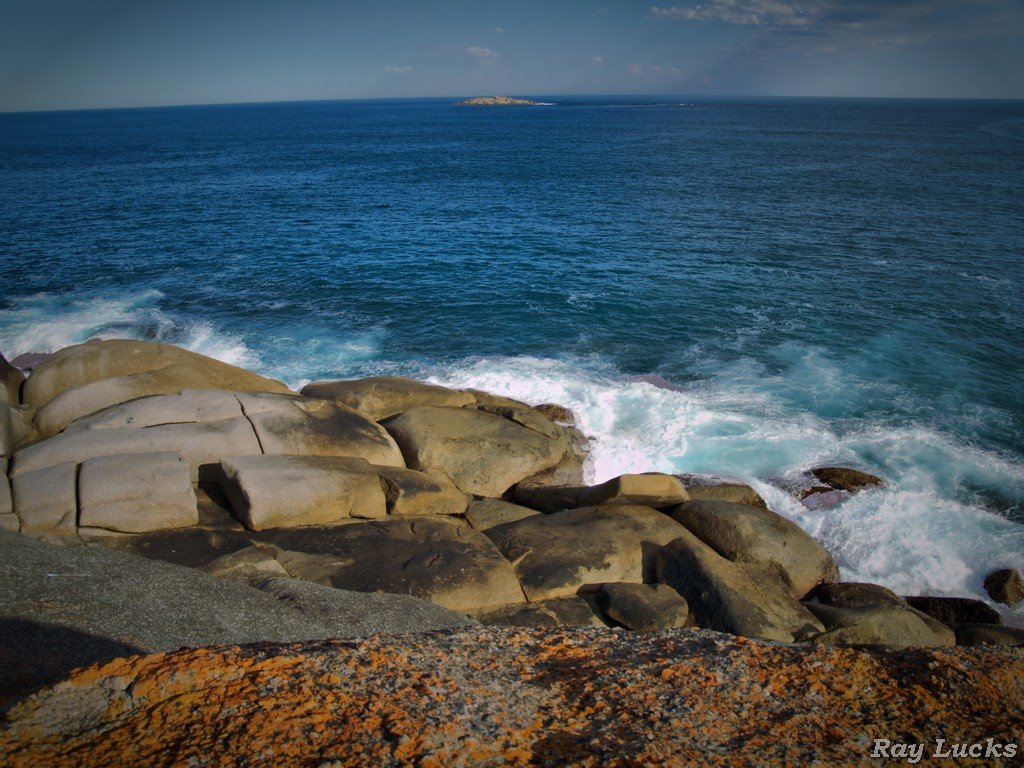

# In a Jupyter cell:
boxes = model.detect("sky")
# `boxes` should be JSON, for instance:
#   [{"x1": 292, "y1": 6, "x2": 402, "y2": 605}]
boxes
[{"x1": 0, "y1": 0, "x2": 1021, "y2": 111}]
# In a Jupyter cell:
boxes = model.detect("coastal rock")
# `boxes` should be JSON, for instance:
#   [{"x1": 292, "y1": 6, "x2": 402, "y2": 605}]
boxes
[
  {"x1": 3, "y1": 627, "x2": 1022, "y2": 768},
  {"x1": 678, "y1": 475, "x2": 767, "y2": 508},
  {"x1": 806, "y1": 602, "x2": 956, "y2": 649},
  {"x1": 11, "y1": 463, "x2": 78, "y2": 540},
  {"x1": 657, "y1": 531, "x2": 825, "y2": 643},
  {"x1": 199, "y1": 545, "x2": 291, "y2": 584},
  {"x1": 902, "y1": 596, "x2": 1002, "y2": 627},
  {"x1": 463, "y1": 497, "x2": 541, "y2": 532},
  {"x1": 219, "y1": 455, "x2": 388, "y2": 530},
  {"x1": 256, "y1": 517, "x2": 524, "y2": 614},
  {"x1": 376, "y1": 464, "x2": 468, "y2": 517},
  {"x1": 596, "y1": 582, "x2": 690, "y2": 631},
  {"x1": 485, "y1": 505, "x2": 690, "y2": 601},
  {"x1": 531, "y1": 402, "x2": 576, "y2": 425},
  {"x1": 668, "y1": 499, "x2": 838, "y2": 598},
  {"x1": 809, "y1": 466, "x2": 883, "y2": 492},
  {"x1": 235, "y1": 391, "x2": 405, "y2": 467},
  {"x1": 300, "y1": 376, "x2": 474, "y2": 421},
  {"x1": 382, "y1": 405, "x2": 569, "y2": 497},
  {"x1": 0, "y1": 529, "x2": 475, "y2": 706},
  {"x1": 578, "y1": 473, "x2": 689, "y2": 508},
  {"x1": 77, "y1": 452, "x2": 198, "y2": 534},
  {"x1": 476, "y1": 597, "x2": 605, "y2": 628},
  {"x1": 0, "y1": 352, "x2": 23, "y2": 404},
  {"x1": 0, "y1": 465, "x2": 15, "y2": 530},
  {"x1": 814, "y1": 581, "x2": 904, "y2": 608},
  {"x1": 512, "y1": 482, "x2": 585, "y2": 513},
  {"x1": 954, "y1": 624, "x2": 1024, "y2": 647},
  {"x1": 984, "y1": 568, "x2": 1024, "y2": 607},
  {"x1": 25, "y1": 340, "x2": 291, "y2": 436}
]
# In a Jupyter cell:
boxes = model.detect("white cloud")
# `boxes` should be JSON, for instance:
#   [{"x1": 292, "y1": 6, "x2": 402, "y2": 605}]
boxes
[
  {"x1": 467, "y1": 46, "x2": 500, "y2": 58},
  {"x1": 493, "y1": 26, "x2": 505, "y2": 33},
  {"x1": 650, "y1": 1, "x2": 815, "y2": 27},
  {"x1": 592, "y1": 56, "x2": 605, "y2": 63},
  {"x1": 384, "y1": 66, "x2": 413, "y2": 74}
]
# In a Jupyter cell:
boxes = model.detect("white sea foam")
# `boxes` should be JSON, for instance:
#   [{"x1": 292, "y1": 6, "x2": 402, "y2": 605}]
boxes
[{"x1": 429, "y1": 355, "x2": 1024, "y2": 614}]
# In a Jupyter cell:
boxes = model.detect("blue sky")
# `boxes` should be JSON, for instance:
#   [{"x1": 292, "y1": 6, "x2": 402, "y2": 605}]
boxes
[{"x1": 1, "y1": 0, "x2": 1021, "y2": 111}]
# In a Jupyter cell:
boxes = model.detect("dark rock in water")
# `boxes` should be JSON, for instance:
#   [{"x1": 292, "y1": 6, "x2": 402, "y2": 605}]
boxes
[
  {"x1": 595, "y1": 582, "x2": 689, "y2": 631},
  {"x1": 814, "y1": 582, "x2": 905, "y2": 609},
  {"x1": 903, "y1": 596, "x2": 1002, "y2": 627},
  {"x1": 984, "y1": 568, "x2": 1024, "y2": 607},
  {"x1": 955, "y1": 624, "x2": 1024, "y2": 647},
  {"x1": 810, "y1": 467, "x2": 883, "y2": 492}
]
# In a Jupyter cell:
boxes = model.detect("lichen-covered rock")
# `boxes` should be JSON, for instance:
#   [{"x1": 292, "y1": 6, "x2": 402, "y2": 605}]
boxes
[
  {"x1": 463, "y1": 497, "x2": 541, "y2": 531},
  {"x1": 984, "y1": 568, "x2": 1024, "y2": 607},
  {"x1": 532, "y1": 403, "x2": 576, "y2": 425},
  {"x1": 596, "y1": 582, "x2": 689, "y2": 631},
  {"x1": 25, "y1": 340, "x2": 291, "y2": 436},
  {"x1": 485, "y1": 505, "x2": 689, "y2": 601},
  {"x1": 668, "y1": 499, "x2": 838, "y2": 598},
  {"x1": 382, "y1": 406, "x2": 570, "y2": 497},
  {"x1": 578, "y1": 473, "x2": 689, "y2": 508},
  {"x1": 300, "y1": 376, "x2": 475, "y2": 420},
  {"x1": 77, "y1": 452, "x2": 198, "y2": 534},
  {"x1": 902, "y1": 595, "x2": 1002, "y2": 627},
  {"x1": 256, "y1": 517, "x2": 525, "y2": 614},
  {"x1": 5, "y1": 627, "x2": 1020, "y2": 768},
  {"x1": 220, "y1": 455, "x2": 388, "y2": 530},
  {"x1": 809, "y1": 466, "x2": 883, "y2": 492},
  {"x1": 657, "y1": 530, "x2": 824, "y2": 643}
]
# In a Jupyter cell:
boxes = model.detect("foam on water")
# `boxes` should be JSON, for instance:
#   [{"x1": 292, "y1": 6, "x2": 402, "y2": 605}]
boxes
[{"x1": 429, "y1": 355, "x2": 1024, "y2": 615}]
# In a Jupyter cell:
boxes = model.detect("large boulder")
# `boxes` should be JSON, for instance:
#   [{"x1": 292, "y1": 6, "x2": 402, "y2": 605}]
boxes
[
  {"x1": 595, "y1": 582, "x2": 690, "y2": 631},
  {"x1": 11, "y1": 462, "x2": 78, "y2": 540},
  {"x1": 678, "y1": 475, "x2": 767, "y2": 509},
  {"x1": 577, "y1": 473, "x2": 689, "y2": 508},
  {"x1": 806, "y1": 602, "x2": 955, "y2": 649},
  {"x1": 382, "y1": 406, "x2": 571, "y2": 497},
  {"x1": 25, "y1": 340, "x2": 292, "y2": 437},
  {"x1": 657, "y1": 531, "x2": 825, "y2": 643},
  {"x1": 375, "y1": 464, "x2": 467, "y2": 517},
  {"x1": 476, "y1": 597, "x2": 606, "y2": 628},
  {"x1": 0, "y1": 352, "x2": 23, "y2": 405},
  {"x1": 77, "y1": 452, "x2": 198, "y2": 534},
  {"x1": 668, "y1": 499, "x2": 838, "y2": 598},
  {"x1": 485, "y1": 505, "x2": 690, "y2": 601},
  {"x1": 463, "y1": 498, "x2": 541, "y2": 532},
  {"x1": 219, "y1": 455, "x2": 387, "y2": 530},
  {"x1": 901, "y1": 596, "x2": 1002, "y2": 627},
  {"x1": 254, "y1": 517, "x2": 525, "y2": 614},
  {"x1": 300, "y1": 377, "x2": 475, "y2": 420},
  {"x1": 235, "y1": 392, "x2": 404, "y2": 467},
  {"x1": 984, "y1": 568, "x2": 1024, "y2": 607}
]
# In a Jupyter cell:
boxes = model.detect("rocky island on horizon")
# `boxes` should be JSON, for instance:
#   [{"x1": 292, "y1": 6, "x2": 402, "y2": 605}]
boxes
[{"x1": 454, "y1": 95, "x2": 543, "y2": 106}]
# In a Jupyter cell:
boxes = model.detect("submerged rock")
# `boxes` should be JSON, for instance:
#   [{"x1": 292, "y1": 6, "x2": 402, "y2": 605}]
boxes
[{"x1": 809, "y1": 466, "x2": 883, "y2": 492}]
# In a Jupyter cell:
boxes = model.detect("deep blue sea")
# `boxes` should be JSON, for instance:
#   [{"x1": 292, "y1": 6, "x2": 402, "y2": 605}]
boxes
[{"x1": 1, "y1": 96, "x2": 1022, "y2": 609}]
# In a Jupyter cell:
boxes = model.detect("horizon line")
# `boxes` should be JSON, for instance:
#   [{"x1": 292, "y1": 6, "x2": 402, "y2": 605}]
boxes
[{"x1": 3, "y1": 92, "x2": 1023, "y2": 116}]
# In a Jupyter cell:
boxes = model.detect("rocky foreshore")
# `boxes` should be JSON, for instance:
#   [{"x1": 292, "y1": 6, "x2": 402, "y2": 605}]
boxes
[
  {"x1": 454, "y1": 96, "x2": 541, "y2": 106},
  {"x1": 1, "y1": 339, "x2": 1022, "y2": 762}
]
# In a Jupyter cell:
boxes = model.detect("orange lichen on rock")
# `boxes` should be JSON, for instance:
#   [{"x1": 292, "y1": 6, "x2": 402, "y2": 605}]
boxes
[{"x1": 1, "y1": 627, "x2": 1022, "y2": 767}]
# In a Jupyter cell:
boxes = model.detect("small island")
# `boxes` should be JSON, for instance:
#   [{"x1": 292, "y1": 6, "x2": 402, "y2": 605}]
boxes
[{"x1": 454, "y1": 96, "x2": 540, "y2": 106}]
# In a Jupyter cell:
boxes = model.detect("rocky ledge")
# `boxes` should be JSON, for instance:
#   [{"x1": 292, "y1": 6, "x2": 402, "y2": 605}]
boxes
[
  {"x1": 2, "y1": 628, "x2": 1021, "y2": 767},
  {"x1": 1, "y1": 339, "x2": 1022, "y2": 762},
  {"x1": 454, "y1": 96, "x2": 541, "y2": 106}
]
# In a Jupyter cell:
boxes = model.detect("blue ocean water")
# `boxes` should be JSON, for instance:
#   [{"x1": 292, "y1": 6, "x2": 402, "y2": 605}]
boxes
[{"x1": 1, "y1": 97, "x2": 1023, "y2": 608}]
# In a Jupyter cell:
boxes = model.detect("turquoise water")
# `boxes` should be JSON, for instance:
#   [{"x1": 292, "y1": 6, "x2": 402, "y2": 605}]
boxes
[{"x1": 1, "y1": 97, "x2": 1022, "y2": 607}]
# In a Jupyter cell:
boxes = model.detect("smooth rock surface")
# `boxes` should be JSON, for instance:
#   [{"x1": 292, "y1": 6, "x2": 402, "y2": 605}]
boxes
[
  {"x1": 220, "y1": 455, "x2": 387, "y2": 530},
  {"x1": 11, "y1": 463, "x2": 78, "y2": 538},
  {"x1": 486, "y1": 505, "x2": 689, "y2": 601},
  {"x1": 678, "y1": 476, "x2": 767, "y2": 508},
  {"x1": 26, "y1": 340, "x2": 291, "y2": 436},
  {"x1": 257, "y1": 517, "x2": 525, "y2": 614},
  {"x1": 657, "y1": 530, "x2": 825, "y2": 643},
  {"x1": 300, "y1": 377, "x2": 475, "y2": 420},
  {"x1": 463, "y1": 497, "x2": 541, "y2": 531},
  {"x1": 806, "y1": 601, "x2": 956, "y2": 649},
  {"x1": 375, "y1": 464, "x2": 467, "y2": 517},
  {"x1": 668, "y1": 499, "x2": 838, "y2": 598},
  {"x1": 596, "y1": 582, "x2": 690, "y2": 631},
  {"x1": 383, "y1": 406, "x2": 569, "y2": 497},
  {"x1": 578, "y1": 473, "x2": 689, "y2": 508},
  {"x1": 77, "y1": 452, "x2": 198, "y2": 533}
]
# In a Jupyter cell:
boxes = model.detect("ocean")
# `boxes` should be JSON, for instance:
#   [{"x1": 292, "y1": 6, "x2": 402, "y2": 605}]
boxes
[{"x1": 1, "y1": 96, "x2": 1022, "y2": 612}]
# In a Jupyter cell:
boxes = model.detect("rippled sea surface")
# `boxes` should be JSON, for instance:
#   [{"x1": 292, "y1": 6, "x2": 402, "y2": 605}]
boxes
[{"x1": 2, "y1": 97, "x2": 1023, "y2": 606}]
